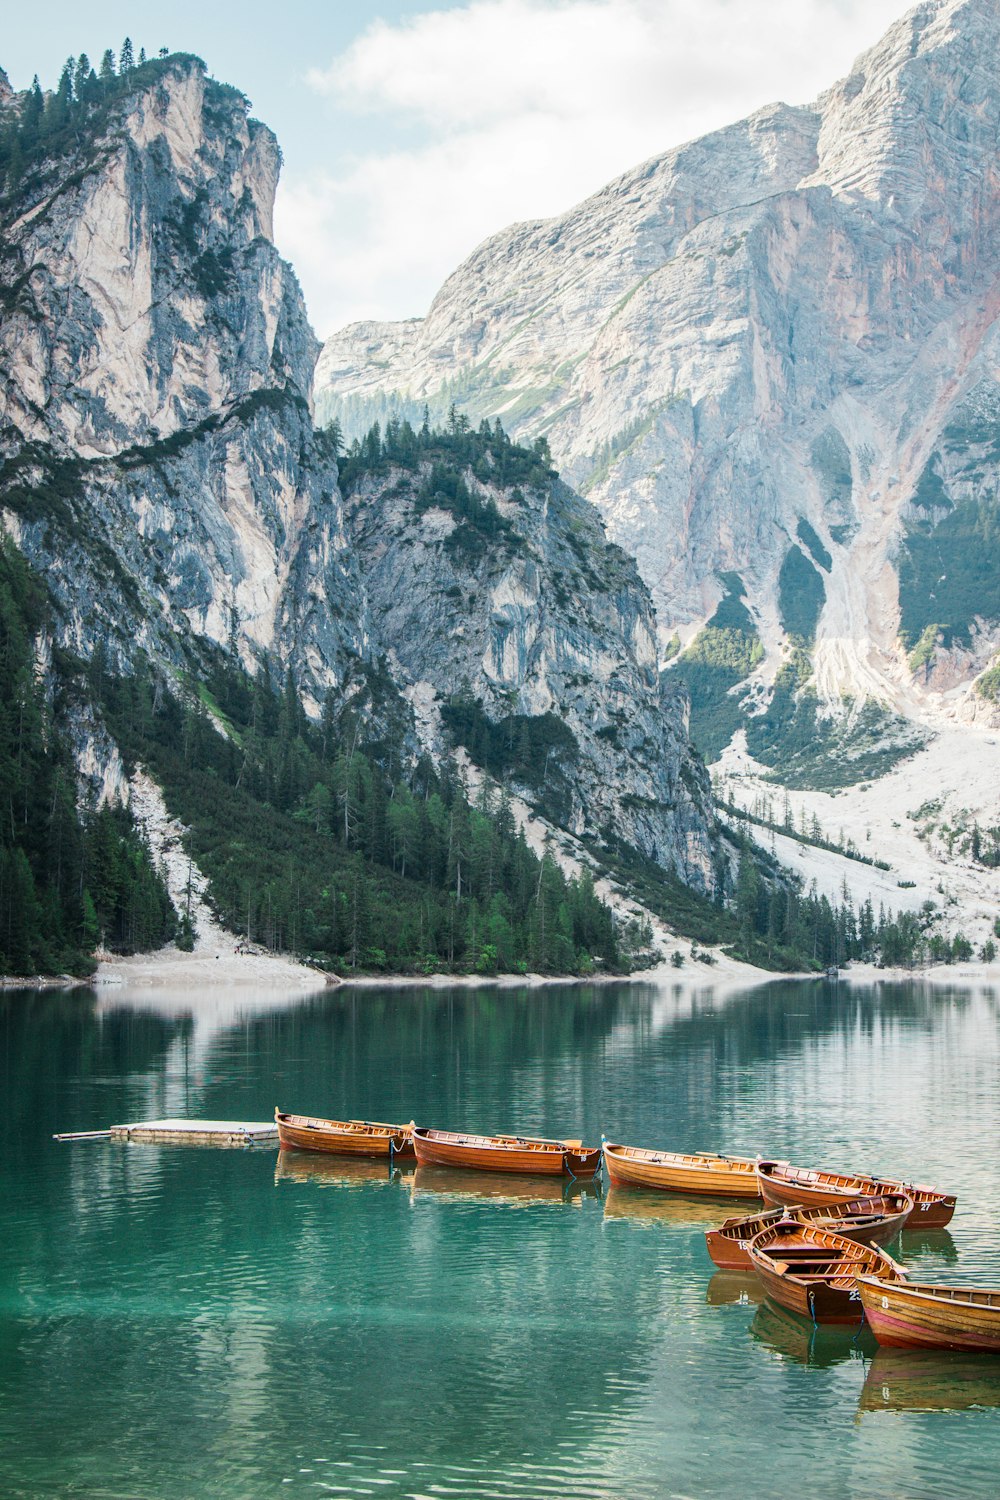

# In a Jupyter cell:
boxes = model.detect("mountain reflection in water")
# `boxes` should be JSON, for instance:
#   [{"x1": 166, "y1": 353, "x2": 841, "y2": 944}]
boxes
[{"x1": 2, "y1": 977, "x2": 999, "y2": 1499}]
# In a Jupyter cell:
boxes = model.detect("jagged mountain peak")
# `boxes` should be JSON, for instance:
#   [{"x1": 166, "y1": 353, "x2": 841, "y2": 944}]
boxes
[
  {"x1": 811, "y1": 0, "x2": 999, "y2": 212},
  {"x1": 315, "y1": 0, "x2": 1000, "y2": 780}
]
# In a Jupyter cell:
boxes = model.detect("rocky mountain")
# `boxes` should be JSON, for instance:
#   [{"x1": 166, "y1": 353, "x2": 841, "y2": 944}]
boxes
[
  {"x1": 315, "y1": 0, "x2": 1000, "y2": 781},
  {"x1": 0, "y1": 54, "x2": 717, "y2": 896},
  {"x1": 0, "y1": 56, "x2": 363, "y2": 713},
  {"x1": 338, "y1": 424, "x2": 714, "y2": 887}
]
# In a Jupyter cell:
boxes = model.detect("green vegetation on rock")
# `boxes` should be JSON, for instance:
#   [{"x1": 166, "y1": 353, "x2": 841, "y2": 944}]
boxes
[
  {"x1": 441, "y1": 697, "x2": 578, "y2": 813},
  {"x1": 810, "y1": 427, "x2": 853, "y2": 511},
  {"x1": 592, "y1": 825, "x2": 926, "y2": 973},
  {"x1": 796, "y1": 519, "x2": 832, "y2": 572},
  {"x1": 976, "y1": 659, "x2": 1000, "y2": 701},
  {"x1": 671, "y1": 574, "x2": 762, "y2": 762},
  {"x1": 907, "y1": 623, "x2": 943, "y2": 677},
  {"x1": 96, "y1": 650, "x2": 620, "y2": 977},
  {"x1": 778, "y1": 544, "x2": 826, "y2": 644},
  {"x1": 744, "y1": 653, "x2": 922, "y2": 790},
  {"x1": 0, "y1": 539, "x2": 175, "y2": 975},
  {"x1": 911, "y1": 458, "x2": 952, "y2": 511},
  {"x1": 898, "y1": 494, "x2": 1000, "y2": 651},
  {"x1": 0, "y1": 44, "x2": 214, "y2": 200}
]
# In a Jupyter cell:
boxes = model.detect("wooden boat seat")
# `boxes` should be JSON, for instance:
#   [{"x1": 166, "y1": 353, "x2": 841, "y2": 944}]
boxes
[
  {"x1": 762, "y1": 1259, "x2": 855, "y2": 1278},
  {"x1": 788, "y1": 1272, "x2": 857, "y2": 1284}
]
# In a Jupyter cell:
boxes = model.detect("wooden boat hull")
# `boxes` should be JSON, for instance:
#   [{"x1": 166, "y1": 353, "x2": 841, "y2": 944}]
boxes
[
  {"x1": 274, "y1": 1110, "x2": 415, "y2": 1158},
  {"x1": 747, "y1": 1223, "x2": 906, "y2": 1325},
  {"x1": 412, "y1": 1126, "x2": 599, "y2": 1176},
  {"x1": 856, "y1": 1276, "x2": 1000, "y2": 1353},
  {"x1": 756, "y1": 1160, "x2": 955, "y2": 1228},
  {"x1": 705, "y1": 1194, "x2": 912, "y2": 1271},
  {"x1": 603, "y1": 1143, "x2": 760, "y2": 1196}
]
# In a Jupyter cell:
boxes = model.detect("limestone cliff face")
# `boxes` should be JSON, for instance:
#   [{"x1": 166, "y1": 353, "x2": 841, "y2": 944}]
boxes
[
  {"x1": 344, "y1": 457, "x2": 714, "y2": 888},
  {"x1": 0, "y1": 56, "x2": 718, "y2": 886},
  {"x1": 0, "y1": 59, "x2": 364, "y2": 706},
  {"x1": 316, "y1": 0, "x2": 1000, "y2": 735}
]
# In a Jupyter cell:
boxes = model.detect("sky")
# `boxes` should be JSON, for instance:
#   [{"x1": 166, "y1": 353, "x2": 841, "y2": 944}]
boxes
[{"x1": 3, "y1": 0, "x2": 910, "y2": 339}]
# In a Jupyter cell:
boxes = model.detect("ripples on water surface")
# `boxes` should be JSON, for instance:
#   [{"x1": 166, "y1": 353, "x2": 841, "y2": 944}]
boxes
[{"x1": 2, "y1": 978, "x2": 1000, "y2": 1498}]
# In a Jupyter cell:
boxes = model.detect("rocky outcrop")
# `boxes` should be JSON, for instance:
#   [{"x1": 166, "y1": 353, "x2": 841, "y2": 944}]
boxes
[
  {"x1": 343, "y1": 450, "x2": 715, "y2": 887},
  {"x1": 316, "y1": 0, "x2": 1000, "y2": 739},
  {"x1": 0, "y1": 54, "x2": 719, "y2": 887},
  {"x1": 0, "y1": 59, "x2": 365, "y2": 705}
]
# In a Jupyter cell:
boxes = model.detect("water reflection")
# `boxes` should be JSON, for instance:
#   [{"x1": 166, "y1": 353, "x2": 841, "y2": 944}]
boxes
[
  {"x1": 603, "y1": 1186, "x2": 741, "y2": 1229},
  {"x1": 405, "y1": 1164, "x2": 600, "y2": 1206},
  {"x1": 705, "y1": 1271, "x2": 763, "y2": 1307},
  {"x1": 750, "y1": 1300, "x2": 874, "y2": 1369},
  {"x1": 4, "y1": 977, "x2": 1000, "y2": 1497},
  {"x1": 900, "y1": 1227, "x2": 960, "y2": 1265},
  {"x1": 859, "y1": 1348, "x2": 1000, "y2": 1413},
  {"x1": 274, "y1": 1151, "x2": 401, "y2": 1189}
]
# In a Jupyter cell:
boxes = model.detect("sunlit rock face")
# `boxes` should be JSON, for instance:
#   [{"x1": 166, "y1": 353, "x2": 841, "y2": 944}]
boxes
[
  {"x1": 345, "y1": 462, "x2": 716, "y2": 888},
  {"x1": 0, "y1": 59, "x2": 364, "y2": 695},
  {"x1": 316, "y1": 0, "x2": 1000, "y2": 729},
  {"x1": 0, "y1": 57, "x2": 718, "y2": 885}
]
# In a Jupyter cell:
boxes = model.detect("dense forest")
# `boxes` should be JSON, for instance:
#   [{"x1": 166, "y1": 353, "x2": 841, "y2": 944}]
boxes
[
  {"x1": 332, "y1": 404, "x2": 556, "y2": 497},
  {"x1": 96, "y1": 648, "x2": 624, "y2": 977},
  {"x1": 0, "y1": 539, "x2": 175, "y2": 975}
]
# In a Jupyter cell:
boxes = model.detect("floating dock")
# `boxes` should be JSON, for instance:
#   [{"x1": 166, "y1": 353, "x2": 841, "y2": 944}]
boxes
[{"x1": 54, "y1": 1119, "x2": 278, "y2": 1147}]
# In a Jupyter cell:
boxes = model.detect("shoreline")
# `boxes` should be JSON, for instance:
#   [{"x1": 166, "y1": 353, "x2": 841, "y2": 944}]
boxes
[{"x1": 8, "y1": 950, "x2": 1000, "y2": 996}]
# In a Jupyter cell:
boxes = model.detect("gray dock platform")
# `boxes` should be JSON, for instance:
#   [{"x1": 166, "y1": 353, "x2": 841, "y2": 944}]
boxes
[
  {"x1": 112, "y1": 1119, "x2": 278, "y2": 1146},
  {"x1": 55, "y1": 1119, "x2": 278, "y2": 1147}
]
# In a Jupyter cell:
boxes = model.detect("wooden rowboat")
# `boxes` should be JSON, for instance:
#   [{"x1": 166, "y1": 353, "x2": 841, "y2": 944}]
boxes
[
  {"x1": 411, "y1": 1125, "x2": 599, "y2": 1176},
  {"x1": 602, "y1": 1142, "x2": 760, "y2": 1196},
  {"x1": 705, "y1": 1193, "x2": 913, "y2": 1270},
  {"x1": 855, "y1": 1275, "x2": 1000, "y2": 1353},
  {"x1": 746, "y1": 1220, "x2": 907, "y2": 1324},
  {"x1": 274, "y1": 1109, "x2": 415, "y2": 1158},
  {"x1": 756, "y1": 1158, "x2": 956, "y2": 1228}
]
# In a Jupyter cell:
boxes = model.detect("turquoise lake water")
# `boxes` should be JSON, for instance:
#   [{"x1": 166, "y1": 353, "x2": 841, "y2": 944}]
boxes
[{"x1": 2, "y1": 977, "x2": 999, "y2": 1498}]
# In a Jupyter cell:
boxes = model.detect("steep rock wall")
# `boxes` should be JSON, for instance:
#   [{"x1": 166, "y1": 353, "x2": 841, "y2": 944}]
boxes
[{"x1": 316, "y1": 0, "x2": 1000, "y2": 736}]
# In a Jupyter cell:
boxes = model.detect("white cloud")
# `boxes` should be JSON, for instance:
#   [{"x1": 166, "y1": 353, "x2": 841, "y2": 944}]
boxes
[{"x1": 276, "y1": 0, "x2": 909, "y2": 337}]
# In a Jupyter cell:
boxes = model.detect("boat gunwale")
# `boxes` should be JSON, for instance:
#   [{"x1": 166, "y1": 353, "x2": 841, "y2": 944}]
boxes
[
  {"x1": 603, "y1": 1142, "x2": 758, "y2": 1172},
  {"x1": 413, "y1": 1125, "x2": 596, "y2": 1156},
  {"x1": 855, "y1": 1275, "x2": 1000, "y2": 1312},
  {"x1": 713, "y1": 1193, "x2": 913, "y2": 1244},
  {"x1": 275, "y1": 1110, "x2": 412, "y2": 1138}
]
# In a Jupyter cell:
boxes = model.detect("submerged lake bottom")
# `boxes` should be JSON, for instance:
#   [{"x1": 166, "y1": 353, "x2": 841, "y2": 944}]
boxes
[{"x1": 2, "y1": 977, "x2": 999, "y2": 1498}]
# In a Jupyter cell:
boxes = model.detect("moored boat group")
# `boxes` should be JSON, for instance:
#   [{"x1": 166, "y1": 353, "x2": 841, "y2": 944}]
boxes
[{"x1": 275, "y1": 1108, "x2": 998, "y2": 1354}]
